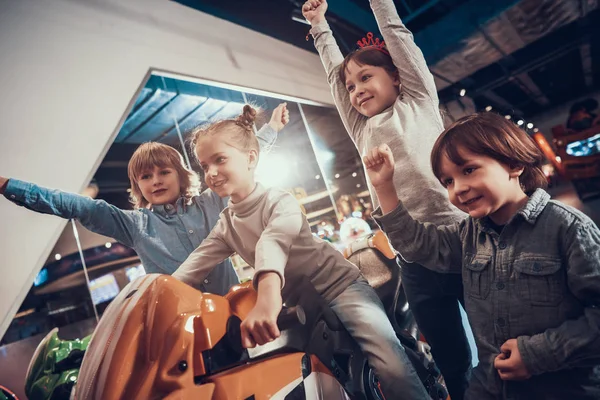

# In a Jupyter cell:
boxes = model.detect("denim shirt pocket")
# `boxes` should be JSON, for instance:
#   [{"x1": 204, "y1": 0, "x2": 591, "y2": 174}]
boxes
[
  {"x1": 514, "y1": 257, "x2": 564, "y2": 306},
  {"x1": 464, "y1": 253, "x2": 492, "y2": 300}
]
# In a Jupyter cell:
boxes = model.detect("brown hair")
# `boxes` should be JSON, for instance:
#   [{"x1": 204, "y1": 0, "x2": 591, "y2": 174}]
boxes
[
  {"x1": 339, "y1": 47, "x2": 397, "y2": 86},
  {"x1": 189, "y1": 104, "x2": 261, "y2": 162},
  {"x1": 431, "y1": 112, "x2": 547, "y2": 195},
  {"x1": 127, "y1": 142, "x2": 200, "y2": 209}
]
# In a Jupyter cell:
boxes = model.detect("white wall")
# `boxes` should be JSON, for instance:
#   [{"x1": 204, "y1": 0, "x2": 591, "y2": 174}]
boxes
[{"x1": 0, "y1": 0, "x2": 333, "y2": 338}]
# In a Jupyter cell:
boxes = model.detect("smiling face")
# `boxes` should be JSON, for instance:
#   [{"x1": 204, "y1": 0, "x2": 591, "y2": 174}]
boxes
[
  {"x1": 195, "y1": 133, "x2": 257, "y2": 203},
  {"x1": 136, "y1": 165, "x2": 181, "y2": 206},
  {"x1": 438, "y1": 146, "x2": 528, "y2": 225},
  {"x1": 344, "y1": 59, "x2": 400, "y2": 117}
]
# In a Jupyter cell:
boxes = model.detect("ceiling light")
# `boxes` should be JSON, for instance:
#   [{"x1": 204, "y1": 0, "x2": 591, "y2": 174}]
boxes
[
  {"x1": 54, "y1": 253, "x2": 62, "y2": 261},
  {"x1": 555, "y1": 156, "x2": 562, "y2": 163},
  {"x1": 485, "y1": 106, "x2": 492, "y2": 112},
  {"x1": 459, "y1": 89, "x2": 466, "y2": 97},
  {"x1": 517, "y1": 120, "x2": 524, "y2": 126},
  {"x1": 352, "y1": 172, "x2": 357, "y2": 177},
  {"x1": 356, "y1": 184, "x2": 361, "y2": 188},
  {"x1": 505, "y1": 115, "x2": 511, "y2": 120},
  {"x1": 105, "y1": 242, "x2": 112, "y2": 249},
  {"x1": 533, "y1": 128, "x2": 539, "y2": 133},
  {"x1": 527, "y1": 123, "x2": 534, "y2": 129},
  {"x1": 315, "y1": 174, "x2": 320, "y2": 180},
  {"x1": 335, "y1": 173, "x2": 340, "y2": 179}
]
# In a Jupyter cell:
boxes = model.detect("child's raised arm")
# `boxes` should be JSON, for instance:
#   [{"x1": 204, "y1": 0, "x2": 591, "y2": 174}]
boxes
[
  {"x1": 511, "y1": 220, "x2": 600, "y2": 376},
  {"x1": 364, "y1": 146, "x2": 463, "y2": 271},
  {"x1": 304, "y1": 0, "x2": 366, "y2": 138},
  {"x1": 370, "y1": 0, "x2": 439, "y2": 102},
  {"x1": 1, "y1": 176, "x2": 138, "y2": 247},
  {"x1": 172, "y1": 219, "x2": 235, "y2": 287},
  {"x1": 256, "y1": 103, "x2": 289, "y2": 154}
]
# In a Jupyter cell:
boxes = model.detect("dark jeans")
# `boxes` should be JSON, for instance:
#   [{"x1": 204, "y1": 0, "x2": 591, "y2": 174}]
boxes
[{"x1": 399, "y1": 258, "x2": 472, "y2": 400}]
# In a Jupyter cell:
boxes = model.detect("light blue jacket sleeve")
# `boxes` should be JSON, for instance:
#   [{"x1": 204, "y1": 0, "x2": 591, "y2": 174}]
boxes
[
  {"x1": 4, "y1": 179, "x2": 138, "y2": 247},
  {"x1": 256, "y1": 124, "x2": 278, "y2": 154}
]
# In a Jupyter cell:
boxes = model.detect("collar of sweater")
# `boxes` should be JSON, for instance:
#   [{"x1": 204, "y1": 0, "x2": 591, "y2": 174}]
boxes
[{"x1": 228, "y1": 183, "x2": 267, "y2": 216}]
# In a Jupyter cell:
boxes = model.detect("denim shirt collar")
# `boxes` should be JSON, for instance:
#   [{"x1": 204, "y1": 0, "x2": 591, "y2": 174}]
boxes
[
  {"x1": 516, "y1": 188, "x2": 551, "y2": 224},
  {"x1": 150, "y1": 196, "x2": 192, "y2": 216},
  {"x1": 476, "y1": 188, "x2": 550, "y2": 234}
]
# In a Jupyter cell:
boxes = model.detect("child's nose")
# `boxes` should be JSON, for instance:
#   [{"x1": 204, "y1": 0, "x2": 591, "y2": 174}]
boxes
[
  {"x1": 208, "y1": 166, "x2": 219, "y2": 176},
  {"x1": 455, "y1": 179, "x2": 469, "y2": 194}
]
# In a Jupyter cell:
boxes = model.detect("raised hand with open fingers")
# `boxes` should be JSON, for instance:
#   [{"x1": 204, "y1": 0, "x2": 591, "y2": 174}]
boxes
[
  {"x1": 302, "y1": 0, "x2": 327, "y2": 25},
  {"x1": 363, "y1": 144, "x2": 395, "y2": 189}
]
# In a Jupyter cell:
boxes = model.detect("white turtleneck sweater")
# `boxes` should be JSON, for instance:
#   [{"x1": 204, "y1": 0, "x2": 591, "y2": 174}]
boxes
[{"x1": 173, "y1": 183, "x2": 361, "y2": 303}]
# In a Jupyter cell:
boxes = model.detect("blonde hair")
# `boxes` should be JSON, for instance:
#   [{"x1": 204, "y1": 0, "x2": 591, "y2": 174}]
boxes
[
  {"x1": 127, "y1": 142, "x2": 200, "y2": 209},
  {"x1": 189, "y1": 105, "x2": 261, "y2": 163}
]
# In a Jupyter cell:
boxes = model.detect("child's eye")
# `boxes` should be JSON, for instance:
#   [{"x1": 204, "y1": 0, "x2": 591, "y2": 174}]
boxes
[
  {"x1": 464, "y1": 167, "x2": 476, "y2": 175},
  {"x1": 361, "y1": 75, "x2": 371, "y2": 82},
  {"x1": 160, "y1": 170, "x2": 171, "y2": 175},
  {"x1": 140, "y1": 174, "x2": 150, "y2": 180},
  {"x1": 347, "y1": 84, "x2": 355, "y2": 92},
  {"x1": 216, "y1": 156, "x2": 226, "y2": 163},
  {"x1": 200, "y1": 165, "x2": 208, "y2": 171},
  {"x1": 442, "y1": 178, "x2": 453, "y2": 187}
]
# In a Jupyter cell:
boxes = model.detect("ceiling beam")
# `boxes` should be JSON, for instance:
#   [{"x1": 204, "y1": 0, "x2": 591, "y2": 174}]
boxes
[
  {"x1": 325, "y1": 0, "x2": 521, "y2": 64},
  {"x1": 513, "y1": 73, "x2": 551, "y2": 106}
]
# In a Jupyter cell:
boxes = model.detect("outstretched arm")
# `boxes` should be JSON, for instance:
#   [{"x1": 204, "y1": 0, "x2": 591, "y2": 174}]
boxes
[
  {"x1": 304, "y1": 0, "x2": 366, "y2": 139},
  {"x1": 365, "y1": 146, "x2": 463, "y2": 270},
  {"x1": 256, "y1": 103, "x2": 290, "y2": 154},
  {"x1": 370, "y1": 0, "x2": 439, "y2": 102},
  {"x1": 2, "y1": 177, "x2": 138, "y2": 247}
]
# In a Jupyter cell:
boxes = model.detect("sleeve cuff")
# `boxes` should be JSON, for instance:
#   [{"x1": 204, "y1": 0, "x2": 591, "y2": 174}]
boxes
[
  {"x1": 257, "y1": 124, "x2": 277, "y2": 147},
  {"x1": 252, "y1": 269, "x2": 285, "y2": 291},
  {"x1": 4, "y1": 179, "x2": 32, "y2": 203},
  {"x1": 309, "y1": 20, "x2": 331, "y2": 36},
  {"x1": 517, "y1": 334, "x2": 560, "y2": 376},
  {"x1": 371, "y1": 201, "x2": 404, "y2": 226}
]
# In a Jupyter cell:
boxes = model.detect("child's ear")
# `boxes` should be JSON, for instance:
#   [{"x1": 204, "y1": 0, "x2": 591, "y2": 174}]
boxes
[
  {"x1": 393, "y1": 70, "x2": 401, "y2": 87},
  {"x1": 509, "y1": 165, "x2": 525, "y2": 179},
  {"x1": 248, "y1": 149, "x2": 259, "y2": 169}
]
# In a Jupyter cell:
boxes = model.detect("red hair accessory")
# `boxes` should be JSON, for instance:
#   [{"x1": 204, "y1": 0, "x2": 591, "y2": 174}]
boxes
[{"x1": 357, "y1": 32, "x2": 389, "y2": 55}]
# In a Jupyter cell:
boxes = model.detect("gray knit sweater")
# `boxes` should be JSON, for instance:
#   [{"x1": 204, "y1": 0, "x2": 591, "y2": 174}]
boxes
[
  {"x1": 310, "y1": 0, "x2": 465, "y2": 225},
  {"x1": 173, "y1": 183, "x2": 361, "y2": 303}
]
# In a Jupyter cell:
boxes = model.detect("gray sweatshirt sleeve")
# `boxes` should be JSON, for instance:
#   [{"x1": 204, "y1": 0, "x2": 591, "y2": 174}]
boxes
[
  {"x1": 372, "y1": 200, "x2": 463, "y2": 272},
  {"x1": 370, "y1": 0, "x2": 439, "y2": 102},
  {"x1": 517, "y1": 220, "x2": 600, "y2": 375},
  {"x1": 4, "y1": 179, "x2": 137, "y2": 247},
  {"x1": 309, "y1": 21, "x2": 367, "y2": 142},
  {"x1": 172, "y1": 217, "x2": 235, "y2": 288}
]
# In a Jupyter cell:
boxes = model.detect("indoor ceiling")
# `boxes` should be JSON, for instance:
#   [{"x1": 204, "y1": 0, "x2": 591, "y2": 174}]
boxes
[{"x1": 92, "y1": 0, "x2": 600, "y2": 210}]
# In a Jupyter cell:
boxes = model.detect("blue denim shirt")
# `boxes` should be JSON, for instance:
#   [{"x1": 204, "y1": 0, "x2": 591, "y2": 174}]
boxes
[
  {"x1": 5, "y1": 126, "x2": 277, "y2": 296},
  {"x1": 374, "y1": 189, "x2": 600, "y2": 399}
]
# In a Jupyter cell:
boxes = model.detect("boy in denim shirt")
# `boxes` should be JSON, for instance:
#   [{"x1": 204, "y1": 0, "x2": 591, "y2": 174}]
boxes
[{"x1": 365, "y1": 112, "x2": 600, "y2": 399}]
